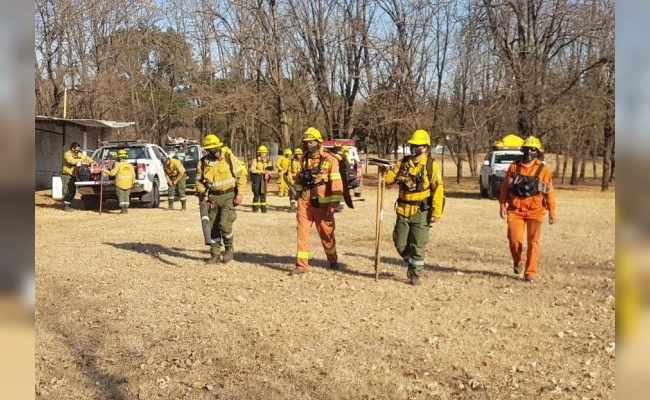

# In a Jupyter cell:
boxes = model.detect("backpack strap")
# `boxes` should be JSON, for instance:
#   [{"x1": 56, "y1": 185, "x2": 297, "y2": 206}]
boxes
[
  {"x1": 533, "y1": 162, "x2": 545, "y2": 178},
  {"x1": 224, "y1": 151, "x2": 237, "y2": 180},
  {"x1": 427, "y1": 156, "x2": 435, "y2": 183}
]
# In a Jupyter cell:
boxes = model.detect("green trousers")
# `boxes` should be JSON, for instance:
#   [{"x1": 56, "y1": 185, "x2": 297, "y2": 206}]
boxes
[
  {"x1": 392, "y1": 210, "x2": 430, "y2": 278},
  {"x1": 116, "y1": 187, "x2": 131, "y2": 208},
  {"x1": 168, "y1": 178, "x2": 187, "y2": 204},
  {"x1": 208, "y1": 192, "x2": 237, "y2": 256}
]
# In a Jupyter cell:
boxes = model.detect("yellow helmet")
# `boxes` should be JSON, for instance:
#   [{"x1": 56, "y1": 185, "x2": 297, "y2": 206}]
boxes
[
  {"x1": 522, "y1": 136, "x2": 543, "y2": 152},
  {"x1": 303, "y1": 127, "x2": 323, "y2": 142},
  {"x1": 284, "y1": 148, "x2": 293, "y2": 155},
  {"x1": 257, "y1": 145, "x2": 268, "y2": 153},
  {"x1": 202, "y1": 133, "x2": 223, "y2": 150},
  {"x1": 294, "y1": 148, "x2": 303, "y2": 155},
  {"x1": 117, "y1": 149, "x2": 128, "y2": 159},
  {"x1": 407, "y1": 129, "x2": 431, "y2": 146}
]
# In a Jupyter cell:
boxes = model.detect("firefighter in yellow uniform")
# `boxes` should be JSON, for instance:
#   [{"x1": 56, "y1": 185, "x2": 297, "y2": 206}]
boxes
[
  {"x1": 102, "y1": 149, "x2": 136, "y2": 214},
  {"x1": 291, "y1": 127, "x2": 344, "y2": 274},
  {"x1": 276, "y1": 148, "x2": 292, "y2": 197},
  {"x1": 381, "y1": 129, "x2": 445, "y2": 286},
  {"x1": 249, "y1": 145, "x2": 272, "y2": 213},
  {"x1": 61, "y1": 141, "x2": 95, "y2": 211},
  {"x1": 195, "y1": 134, "x2": 247, "y2": 264},
  {"x1": 288, "y1": 148, "x2": 303, "y2": 211},
  {"x1": 162, "y1": 156, "x2": 187, "y2": 210}
]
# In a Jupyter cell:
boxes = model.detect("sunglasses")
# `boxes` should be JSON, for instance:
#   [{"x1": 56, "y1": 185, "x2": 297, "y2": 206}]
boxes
[{"x1": 526, "y1": 148, "x2": 539, "y2": 152}]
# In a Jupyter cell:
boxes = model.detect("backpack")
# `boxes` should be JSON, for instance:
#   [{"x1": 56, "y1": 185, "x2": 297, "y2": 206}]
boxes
[
  {"x1": 328, "y1": 147, "x2": 358, "y2": 187},
  {"x1": 510, "y1": 162, "x2": 545, "y2": 197},
  {"x1": 74, "y1": 164, "x2": 92, "y2": 181}
]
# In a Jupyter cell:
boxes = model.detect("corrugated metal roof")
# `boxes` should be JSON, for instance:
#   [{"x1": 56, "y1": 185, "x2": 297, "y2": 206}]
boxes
[{"x1": 35, "y1": 116, "x2": 135, "y2": 129}]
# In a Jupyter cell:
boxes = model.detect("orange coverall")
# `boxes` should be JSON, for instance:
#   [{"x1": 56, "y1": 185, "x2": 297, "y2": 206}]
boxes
[
  {"x1": 499, "y1": 158, "x2": 556, "y2": 279},
  {"x1": 292, "y1": 148, "x2": 344, "y2": 271}
]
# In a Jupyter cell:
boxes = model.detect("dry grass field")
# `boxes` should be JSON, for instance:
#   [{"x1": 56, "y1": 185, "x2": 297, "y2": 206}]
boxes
[{"x1": 35, "y1": 166, "x2": 615, "y2": 399}]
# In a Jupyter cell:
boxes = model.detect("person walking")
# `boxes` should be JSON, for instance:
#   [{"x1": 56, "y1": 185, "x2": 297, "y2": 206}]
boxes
[
  {"x1": 291, "y1": 127, "x2": 344, "y2": 275},
  {"x1": 61, "y1": 142, "x2": 95, "y2": 211},
  {"x1": 276, "y1": 148, "x2": 292, "y2": 197},
  {"x1": 380, "y1": 129, "x2": 444, "y2": 286},
  {"x1": 195, "y1": 134, "x2": 247, "y2": 264},
  {"x1": 162, "y1": 156, "x2": 187, "y2": 211},
  {"x1": 249, "y1": 145, "x2": 272, "y2": 213},
  {"x1": 499, "y1": 135, "x2": 556, "y2": 282},
  {"x1": 102, "y1": 149, "x2": 136, "y2": 214}
]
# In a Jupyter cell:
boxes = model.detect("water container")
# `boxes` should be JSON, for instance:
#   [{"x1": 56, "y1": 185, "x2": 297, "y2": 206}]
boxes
[{"x1": 52, "y1": 176, "x2": 63, "y2": 200}]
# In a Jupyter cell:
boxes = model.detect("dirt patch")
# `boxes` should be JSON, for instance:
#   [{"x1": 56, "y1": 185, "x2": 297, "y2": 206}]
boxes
[{"x1": 36, "y1": 178, "x2": 615, "y2": 399}]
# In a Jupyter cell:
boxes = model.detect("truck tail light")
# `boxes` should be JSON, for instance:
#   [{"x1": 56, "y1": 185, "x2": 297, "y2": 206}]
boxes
[{"x1": 137, "y1": 162, "x2": 146, "y2": 180}]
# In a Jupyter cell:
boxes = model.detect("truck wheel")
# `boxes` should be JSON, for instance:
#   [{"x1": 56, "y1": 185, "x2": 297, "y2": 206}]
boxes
[
  {"x1": 81, "y1": 195, "x2": 99, "y2": 210},
  {"x1": 479, "y1": 178, "x2": 488, "y2": 198},
  {"x1": 488, "y1": 178, "x2": 498, "y2": 200},
  {"x1": 146, "y1": 178, "x2": 160, "y2": 208}
]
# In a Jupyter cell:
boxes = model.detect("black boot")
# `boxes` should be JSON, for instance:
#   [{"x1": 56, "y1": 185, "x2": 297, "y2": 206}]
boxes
[
  {"x1": 167, "y1": 202, "x2": 174, "y2": 210},
  {"x1": 261, "y1": 206, "x2": 267, "y2": 213},
  {"x1": 181, "y1": 200, "x2": 187, "y2": 211},
  {"x1": 63, "y1": 203, "x2": 72, "y2": 212},
  {"x1": 253, "y1": 206, "x2": 260, "y2": 213},
  {"x1": 222, "y1": 247, "x2": 234, "y2": 263},
  {"x1": 290, "y1": 200, "x2": 296, "y2": 212},
  {"x1": 205, "y1": 254, "x2": 220, "y2": 264}
]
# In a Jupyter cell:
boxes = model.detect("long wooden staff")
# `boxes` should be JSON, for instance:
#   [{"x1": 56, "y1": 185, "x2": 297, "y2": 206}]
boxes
[
  {"x1": 99, "y1": 170, "x2": 104, "y2": 215},
  {"x1": 374, "y1": 169, "x2": 386, "y2": 280}
]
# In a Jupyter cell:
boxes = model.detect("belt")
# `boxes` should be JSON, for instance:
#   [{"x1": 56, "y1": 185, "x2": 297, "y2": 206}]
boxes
[
  {"x1": 209, "y1": 187, "x2": 234, "y2": 195},
  {"x1": 397, "y1": 198, "x2": 423, "y2": 206}
]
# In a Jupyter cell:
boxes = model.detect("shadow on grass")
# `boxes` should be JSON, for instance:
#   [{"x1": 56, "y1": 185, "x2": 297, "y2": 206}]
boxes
[
  {"x1": 104, "y1": 242, "x2": 205, "y2": 266},
  {"x1": 348, "y1": 253, "x2": 511, "y2": 279},
  {"x1": 42, "y1": 283, "x2": 131, "y2": 399},
  {"x1": 236, "y1": 251, "x2": 403, "y2": 282}
]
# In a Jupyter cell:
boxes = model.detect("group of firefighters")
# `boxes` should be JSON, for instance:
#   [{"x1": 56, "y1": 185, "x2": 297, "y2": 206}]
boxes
[{"x1": 61, "y1": 128, "x2": 556, "y2": 286}]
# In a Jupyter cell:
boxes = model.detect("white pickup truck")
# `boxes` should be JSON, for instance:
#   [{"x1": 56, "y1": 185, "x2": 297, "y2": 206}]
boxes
[
  {"x1": 479, "y1": 149, "x2": 523, "y2": 199},
  {"x1": 75, "y1": 141, "x2": 169, "y2": 209}
]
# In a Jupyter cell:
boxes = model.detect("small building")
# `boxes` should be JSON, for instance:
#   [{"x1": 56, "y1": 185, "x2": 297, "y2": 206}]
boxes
[{"x1": 35, "y1": 116, "x2": 135, "y2": 189}]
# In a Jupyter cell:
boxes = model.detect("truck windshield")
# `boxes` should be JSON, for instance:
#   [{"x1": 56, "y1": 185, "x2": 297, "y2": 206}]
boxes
[
  {"x1": 95, "y1": 147, "x2": 149, "y2": 161},
  {"x1": 494, "y1": 153, "x2": 522, "y2": 164}
]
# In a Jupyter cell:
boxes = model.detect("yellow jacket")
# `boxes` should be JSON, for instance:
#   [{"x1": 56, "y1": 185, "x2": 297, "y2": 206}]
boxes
[
  {"x1": 164, "y1": 158, "x2": 186, "y2": 185},
  {"x1": 250, "y1": 158, "x2": 271, "y2": 175},
  {"x1": 276, "y1": 155, "x2": 291, "y2": 175},
  {"x1": 104, "y1": 161, "x2": 136, "y2": 190},
  {"x1": 385, "y1": 155, "x2": 444, "y2": 218},
  {"x1": 62, "y1": 150, "x2": 94, "y2": 176},
  {"x1": 196, "y1": 153, "x2": 247, "y2": 195}
]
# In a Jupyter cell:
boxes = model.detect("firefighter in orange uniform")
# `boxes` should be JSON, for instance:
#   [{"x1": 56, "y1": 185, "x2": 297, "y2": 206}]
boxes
[
  {"x1": 291, "y1": 127, "x2": 344, "y2": 274},
  {"x1": 499, "y1": 136, "x2": 556, "y2": 282}
]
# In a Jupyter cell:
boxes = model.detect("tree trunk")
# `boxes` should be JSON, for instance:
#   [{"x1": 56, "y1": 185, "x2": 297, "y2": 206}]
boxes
[
  {"x1": 601, "y1": 118, "x2": 614, "y2": 190},
  {"x1": 570, "y1": 156, "x2": 579, "y2": 185}
]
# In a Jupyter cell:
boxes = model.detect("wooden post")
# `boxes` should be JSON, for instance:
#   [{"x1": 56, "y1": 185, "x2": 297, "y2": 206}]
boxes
[{"x1": 374, "y1": 169, "x2": 385, "y2": 281}]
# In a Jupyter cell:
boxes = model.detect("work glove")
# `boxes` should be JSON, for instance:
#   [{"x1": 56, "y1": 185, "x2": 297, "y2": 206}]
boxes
[{"x1": 549, "y1": 213, "x2": 556, "y2": 225}]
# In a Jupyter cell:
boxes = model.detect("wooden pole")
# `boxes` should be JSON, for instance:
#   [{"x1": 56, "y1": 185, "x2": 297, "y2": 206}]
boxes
[
  {"x1": 374, "y1": 170, "x2": 385, "y2": 280},
  {"x1": 99, "y1": 172, "x2": 104, "y2": 215}
]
